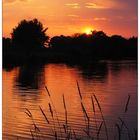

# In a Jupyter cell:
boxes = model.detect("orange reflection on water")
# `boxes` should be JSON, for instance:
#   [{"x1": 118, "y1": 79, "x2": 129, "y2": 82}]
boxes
[
  {"x1": 3, "y1": 61, "x2": 137, "y2": 139},
  {"x1": 43, "y1": 64, "x2": 81, "y2": 112}
]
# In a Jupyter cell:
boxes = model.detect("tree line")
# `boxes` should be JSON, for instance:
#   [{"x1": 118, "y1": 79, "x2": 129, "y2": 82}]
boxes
[{"x1": 3, "y1": 19, "x2": 137, "y2": 65}]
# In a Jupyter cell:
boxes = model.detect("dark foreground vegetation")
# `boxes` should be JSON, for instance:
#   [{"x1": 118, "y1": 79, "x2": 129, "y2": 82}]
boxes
[
  {"x1": 24, "y1": 82, "x2": 137, "y2": 140},
  {"x1": 3, "y1": 19, "x2": 137, "y2": 67}
]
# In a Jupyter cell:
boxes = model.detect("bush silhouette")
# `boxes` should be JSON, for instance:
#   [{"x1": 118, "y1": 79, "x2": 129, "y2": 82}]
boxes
[
  {"x1": 11, "y1": 19, "x2": 49, "y2": 52},
  {"x1": 49, "y1": 30, "x2": 137, "y2": 59}
]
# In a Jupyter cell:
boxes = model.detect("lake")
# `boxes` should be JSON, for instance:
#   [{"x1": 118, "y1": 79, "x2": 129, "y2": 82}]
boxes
[{"x1": 3, "y1": 60, "x2": 137, "y2": 140}]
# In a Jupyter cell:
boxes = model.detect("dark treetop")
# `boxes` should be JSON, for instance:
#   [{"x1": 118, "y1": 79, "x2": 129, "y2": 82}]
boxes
[{"x1": 3, "y1": 19, "x2": 137, "y2": 67}]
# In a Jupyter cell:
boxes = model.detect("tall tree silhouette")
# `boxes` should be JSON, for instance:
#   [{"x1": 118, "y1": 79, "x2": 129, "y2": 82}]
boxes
[{"x1": 11, "y1": 19, "x2": 49, "y2": 52}]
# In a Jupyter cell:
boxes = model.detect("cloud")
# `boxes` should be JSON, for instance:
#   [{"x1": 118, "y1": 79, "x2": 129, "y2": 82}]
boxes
[
  {"x1": 85, "y1": 0, "x2": 136, "y2": 10},
  {"x1": 68, "y1": 14, "x2": 79, "y2": 18},
  {"x1": 94, "y1": 17, "x2": 107, "y2": 21},
  {"x1": 4, "y1": 0, "x2": 29, "y2": 3},
  {"x1": 4, "y1": 0, "x2": 16, "y2": 2},
  {"x1": 65, "y1": 3, "x2": 79, "y2": 6},
  {"x1": 72, "y1": 6, "x2": 80, "y2": 9},
  {"x1": 65, "y1": 3, "x2": 80, "y2": 9},
  {"x1": 85, "y1": 2, "x2": 105, "y2": 9}
]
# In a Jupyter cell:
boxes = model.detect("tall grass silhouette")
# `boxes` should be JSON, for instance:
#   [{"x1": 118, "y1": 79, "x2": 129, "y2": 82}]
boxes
[{"x1": 24, "y1": 82, "x2": 136, "y2": 140}]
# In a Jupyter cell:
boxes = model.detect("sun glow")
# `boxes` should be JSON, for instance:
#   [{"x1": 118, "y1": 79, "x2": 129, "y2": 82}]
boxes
[{"x1": 83, "y1": 27, "x2": 93, "y2": 35}]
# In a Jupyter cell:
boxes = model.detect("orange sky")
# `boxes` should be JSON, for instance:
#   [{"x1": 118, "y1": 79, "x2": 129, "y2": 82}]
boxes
[{"x1": 3, "y1": 0, "x2": 138, "y2": 38}]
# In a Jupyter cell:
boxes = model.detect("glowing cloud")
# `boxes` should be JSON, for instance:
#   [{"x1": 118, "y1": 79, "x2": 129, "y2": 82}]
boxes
[
  {"x1": 3, "y1": 0, "x2": 16, "y2": 3},
  {"x1": 65, "y1": 3, "x2": 80, "y2": 9},
  {"x1": 85, "y1": 2, "x2": 105, "y2": 9},
  {"x1": 4, "y1": 0, "x2": 29, "y2": 3},
  {"x1": 68, "y1": 15, "x2": 79, "y2": 17},
  {"x1": 94, "y1": 17, "x2": 107, "y2": 21},
  {"x1": 3, "y1": 0, "x2": 137, "y2": 37},
  {"x1": 65, "y1": 3, "x2": 79, "y2": 6},
  {"x1": 72, "y1": 6, "x2": 80, "y2": 9}
]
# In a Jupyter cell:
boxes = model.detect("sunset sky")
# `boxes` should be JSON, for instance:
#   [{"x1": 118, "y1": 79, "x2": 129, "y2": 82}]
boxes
[{"x1": 3, "y1": 0, "x2": 137, "y2": 38}]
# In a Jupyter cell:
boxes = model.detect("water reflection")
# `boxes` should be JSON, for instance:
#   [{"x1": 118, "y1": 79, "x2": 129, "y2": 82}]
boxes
[
  {"x1": 109, "y1": 60, "x2": 137, "y2": 73},
  {"x1": 3, "y1": 61, "x2": 137, "y2": 140},
  {"x1": 3, "y1": 64, "x2": 16, "y2": 72},
  {"x1": 77, "y1": 62, "x2": 108, "y2": 81},
  {"x1": 15, "y1": 64, "x2": 45, "y2": 90},
  {"x1": 7, "y1": 62, "x2": 110, "y2": 91}
]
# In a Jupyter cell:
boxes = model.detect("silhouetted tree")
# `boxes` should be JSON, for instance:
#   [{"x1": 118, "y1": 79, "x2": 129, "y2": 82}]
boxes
[
  {"x1": 11, "y1": 19, "x2": 49, "y2": 52},
  {"x1": 3, "y1": 25, "x2": 137, "y2": 67},
  {"x1": 3, "y1": 37, "x2": 12, "y2": 53},
  {"x1": 3, "y1": 37, "x2": 12, "y2": 47},
  {"x1": 49, "y1": 30, "x2": 137, "y2": 60},
  {"x1": 3, "y1": 37, "x2": 12, "y2": 57}
]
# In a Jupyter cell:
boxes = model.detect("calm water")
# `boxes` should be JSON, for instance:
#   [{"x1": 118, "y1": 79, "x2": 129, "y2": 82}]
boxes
[{"x1": 3, "y1": 60, "x2": 137, "y2": 140}]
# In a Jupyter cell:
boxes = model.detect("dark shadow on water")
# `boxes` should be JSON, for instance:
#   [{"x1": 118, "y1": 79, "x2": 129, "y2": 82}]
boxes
[
  {"x1": 12, "y1": 61, "x2": 109, "y2": 93},
  {"x1": 2, "y1": 59, "x2": 136, "y2": 96},
  {"x1": 5, "y1": 60, "x2": 137, "y2": 93},
  {"x1": 72, "y1": 62, "x2": 108, "y2": 82},
  {"x1": 15, "y1": 64, "x2": 45, "y2": 90},
  {"x1": 2, "y1": 60, "x2": 137, "y2": 104},
  {"x1": 3, "y1": 64, "x2": 16, "y2": 72},
  {"x1": 108, "y1": 60, "x2": 137, "y2": 77}
]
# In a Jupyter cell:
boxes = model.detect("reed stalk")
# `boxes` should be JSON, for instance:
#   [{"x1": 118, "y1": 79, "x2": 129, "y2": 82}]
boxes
[
  {"x1": 77, "y1": 81, "x2": 90, "y2": 138},
  {"x1": 55, "y1": 131, "x2": 58, "y2": 140},
  {"x1": 63, "y1": 94, "x2": 68, "y2": 125},
  {"x1": 91, "y1": 96, "x2": 98, "y2": 132},
  {"x1": 81, "y1": 101, "x2": 90, "y2": 138},
  {"x1": 49, "y1": 103, "x2": 53, "y2": 118},
  {"x1": 73, "y1": 129, "x2": 77, "y2": 140},
  {"x1": 76, "y1": 81, "x2": 82, "y2": 100},
  {"x1": 48, "y1": 102, "x2": 57, "y2": 135},
  {"x1": 115, "y1": 123, "x2": 121, "y2": 140},
  {"x1": 25, "y1": 108, "x2": 32, "y2": 118},
  {"x1": 93, "y1": 93, "x2": 109, "y2": 140},
  {"x1": 30, "y1": 129, "x2": 35, "y2": 140},
  {"x1": 62, "y1": 94, "x2": 67, "y2": 137},
  {"x1": 118, "y1": 117, "x2": 131, "y2": 140},
  {"x1": 25, "y1": 85, "x2": 135, "y2": 140},
  {"x1": 25, "y1": 108, "x2": 40, "y2": 132},
  {"x1": 24, "y1": 108, "x2": 41, "y2": 140},
  {"x1": 39, "y1": 106, "x2": 49, "y2": 124},
  {"x1": 124, "y1": 95, "x2": 130, "y2": 113},
  {"x1": 63, "y1": 94, "x2": 73, "y2": 140},
  {"x1": 97, "y1": 121, "x2": 103, "y2": 140},
  {"x1": 119, "y1": 95, "x2": 131, "y2": 139},
  {"x1": 45, "y1": 85, "x2": 62, "y2": 137}
]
